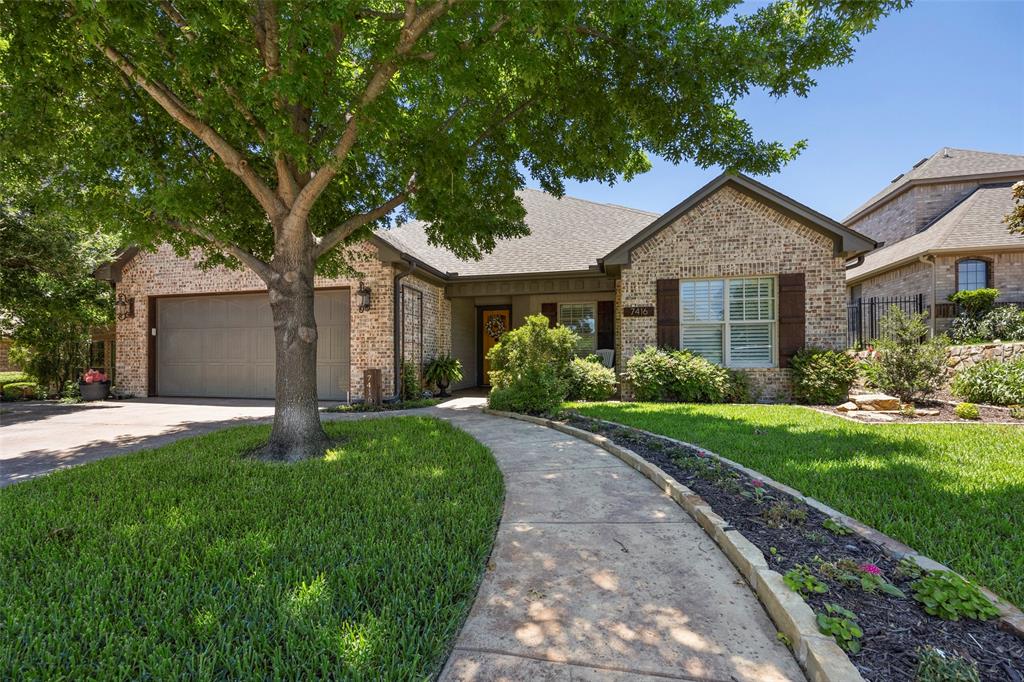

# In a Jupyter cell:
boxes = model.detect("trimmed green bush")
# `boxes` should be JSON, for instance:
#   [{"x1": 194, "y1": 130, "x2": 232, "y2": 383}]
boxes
[
  {"x1": 0, "y1": 371, "x2": 30, "y2": 387},
  {"x1": 2, "y1": 381, "x2": 41, "y2": 400},
  {"x1": 624, "y1": 346, "x2": 744, "y2": 403},
  {"x1": 951, "y1": 357, "x2": 1024, "y2": 406},
  {"x1": 862, "y1": 307, "x2": 947, "y2": 401},
  {"x1": 566, "y1": 356, "x2": 617, "y2": 402},
  {"x1": 948, "y1": 288, "x2": 999, "y2": 318},
  {"x1": 487, "y1": 314, "x2": 577, "y2": 415},
  {"x1": 790, "y1": 348, "x2": 859, "y2": 405},
  {"x1": 954, "y1": 402, "x2": 980, "y2": 420},
  {"x1": 977, "y1": 306, "x2": 1024, "y2": 341}
]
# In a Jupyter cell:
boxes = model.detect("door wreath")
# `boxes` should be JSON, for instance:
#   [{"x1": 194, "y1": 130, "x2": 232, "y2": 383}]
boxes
[{"x1": 485, "y1": 314, "x2": 507, "y2": 340}]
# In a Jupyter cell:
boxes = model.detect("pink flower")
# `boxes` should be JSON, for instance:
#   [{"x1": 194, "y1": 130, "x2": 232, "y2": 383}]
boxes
[
  {"x1": 751, "y1": 479, "x2": 765, "y2": 489},
  {"x1": 82, "y1": 369, "x2": 108, "y2": 384},
  {"x1": 859, "y1": 563, "x2": 881, "y2": 575}
]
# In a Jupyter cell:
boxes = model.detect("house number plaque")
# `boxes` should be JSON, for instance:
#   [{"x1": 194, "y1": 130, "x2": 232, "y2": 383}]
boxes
[{"x1": 622, "y1": 305, "x2": 654, "y2": 317}]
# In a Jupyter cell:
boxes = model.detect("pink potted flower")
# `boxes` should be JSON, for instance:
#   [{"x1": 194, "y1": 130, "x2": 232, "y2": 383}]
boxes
[{"x1": 80, "y1": 369, "x2": 110, "y2": 401}]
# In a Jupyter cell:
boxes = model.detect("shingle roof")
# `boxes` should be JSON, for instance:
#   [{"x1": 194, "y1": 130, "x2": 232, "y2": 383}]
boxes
[
  {"x1": 847, "y1": 183, "x2": 1024, "y2": 283},
  {"x1": 375, "y1": 188, "x2": 659, "y2": 277},
  {"x1": 846, "y1": 148, "x2": 1024, "y2": 223}
]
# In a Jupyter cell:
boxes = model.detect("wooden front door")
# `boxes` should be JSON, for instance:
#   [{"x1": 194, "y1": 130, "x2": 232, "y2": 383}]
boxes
[{"x1": 478, "y1": 307, "x2": 511, "y2": 386}]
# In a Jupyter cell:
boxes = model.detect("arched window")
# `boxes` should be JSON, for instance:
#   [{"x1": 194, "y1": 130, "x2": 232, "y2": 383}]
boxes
[{"x1": 957, "y1": 259, "x2": 990, "y2": 291}]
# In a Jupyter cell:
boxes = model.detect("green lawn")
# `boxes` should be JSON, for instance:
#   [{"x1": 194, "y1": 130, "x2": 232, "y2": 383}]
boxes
[
  {"x1": 569, "y1": 402, "x2": 1024, "y2": 608},
  {"x1": 0, "y1": 417, "x2": 503, "y2": 679}
]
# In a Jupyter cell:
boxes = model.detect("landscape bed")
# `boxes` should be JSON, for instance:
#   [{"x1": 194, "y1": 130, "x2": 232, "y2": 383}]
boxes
[
  {"x1": 565, "y1": 404, "x2": 1024, "y2": 681},
  {"x1": 0, "y1": 416, "x2": 503, "y2": 679}
]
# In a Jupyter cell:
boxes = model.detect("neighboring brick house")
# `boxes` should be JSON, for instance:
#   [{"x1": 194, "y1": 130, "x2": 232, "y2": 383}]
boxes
[
  {"x1": 845, "y1": 148, "x2": 1024, "y2": 334},
  {"x1": 97, "y1": 172, "x2": 874, "y2": 402}
]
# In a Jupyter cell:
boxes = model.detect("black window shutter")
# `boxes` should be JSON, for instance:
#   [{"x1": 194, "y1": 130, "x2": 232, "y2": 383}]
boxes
[
  {"x1": 597, "y1": 300, "x2": 614, "y2": 350},
  {"x1": 540, "y1": 302, "x2": 557, "y2": 328},
  {"x1": 656, "y1": 279, "x2": 679, "y2": 349},
  {"x1": 778, "y1": 273, "x2": 806, "y2": 368}
]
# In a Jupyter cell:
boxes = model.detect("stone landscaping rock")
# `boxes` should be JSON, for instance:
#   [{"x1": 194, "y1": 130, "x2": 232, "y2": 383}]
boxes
[
  {"x1": 859, "y1": 412, "x2": 896, "y2": 422},
  {"x1": 849, "y1": 393, "x2": 900, "y2": 411},
  {"x1": 916, "y1": 409, "x2": 940, "y2": 416},
  {"x1": 836, "y1": 401, "x2": 859, "y2": 412}
]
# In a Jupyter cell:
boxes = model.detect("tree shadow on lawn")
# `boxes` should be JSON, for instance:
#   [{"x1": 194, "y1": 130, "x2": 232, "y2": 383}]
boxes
[{"x1": 583, "y1": 403, "x2": 1024, "y2": 607}]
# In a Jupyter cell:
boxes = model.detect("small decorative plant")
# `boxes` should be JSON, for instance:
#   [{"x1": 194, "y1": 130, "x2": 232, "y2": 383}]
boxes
[
  {"x1": 399, "y1": 362, "x2": 422, "y2": 401},
  {"x1": 915, "y1": 646, "x2": 980, "y2": 682},
  {"x1": 851, "y1": 563, "x2": 906, "y2": 598},
  {"x1": 954, "y1": 402, "x2": 980, "y2": 420},
  {"x1": 82, "y1": 369, "x2": 108, "y2": 384},
  {"x1": 762, "y1": 501, "x2": 807, "y2": 528},
  {"x1": 911, "y1": 571, "x2": 999, "y2": 621},
  {"x1": 893, "y1": 557, "x2": 924, "y2": 580},
  {"x1": 423, "y1": 355, "x2": 463, "y2": 397},
  {"x1": 783, "y1": 564, "x2": 828, "y2": 596},
  {"x1": 741, "y1": 478, "x2": 770, "y2": 504},
  {"x1": 816, "y1": 603, "x2": 863, "y2": 653},
  {"x1": 79, "y1": 369, "x2": 111, "y2": 401},
  {"x1": 790, "y1": 347, "x2": 859, "y2": 405},
  {"x1": 862, "y1": 307, "x2": 947, "y2": 402},
  {"x1": 1011, "y1": 405, "x2": 1024, "y2": 420}
]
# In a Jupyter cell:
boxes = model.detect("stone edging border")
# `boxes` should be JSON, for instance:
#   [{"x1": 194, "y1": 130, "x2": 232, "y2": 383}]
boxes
[
  {"x1": 484, "y1": 408, "x2": 865, "y2": 682},
  {"x1": 485, "y1": 407, "x2": 1024, "y2": 681}
]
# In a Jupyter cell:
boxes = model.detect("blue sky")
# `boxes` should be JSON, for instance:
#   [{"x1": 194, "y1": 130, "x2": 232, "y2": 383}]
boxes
[{"x1": 529, "y1": 0, "x2": 1024, "y2": 221}]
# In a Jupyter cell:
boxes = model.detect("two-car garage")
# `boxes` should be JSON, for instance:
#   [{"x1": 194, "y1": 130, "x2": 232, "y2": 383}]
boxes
[{"x1": 153, "y1": 289, "x2": 350, "y2": 400}]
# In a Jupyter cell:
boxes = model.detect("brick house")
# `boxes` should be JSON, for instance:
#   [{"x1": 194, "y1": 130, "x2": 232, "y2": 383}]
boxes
[
  {"x1": 845, "y1": 148, "x2": 1024, "y2": 334},
  {"x1": 97, "y1": 172, "x2": 874, "y2": 402}
]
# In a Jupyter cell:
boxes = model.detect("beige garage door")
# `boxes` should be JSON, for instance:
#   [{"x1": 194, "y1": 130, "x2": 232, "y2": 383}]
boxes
[{"x1": 156, "y1": 290, "x2": 349, "y2": 400}]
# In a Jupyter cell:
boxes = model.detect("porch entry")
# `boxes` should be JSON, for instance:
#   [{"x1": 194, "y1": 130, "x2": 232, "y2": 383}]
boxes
[{"x1": 477, "y1": 306, "x2": 511, "y2": 386}]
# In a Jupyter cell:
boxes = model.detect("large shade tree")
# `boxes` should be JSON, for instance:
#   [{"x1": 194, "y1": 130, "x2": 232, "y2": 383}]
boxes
[{"x1": 0, "y1": 0, "x2": 904, "y2": 459}]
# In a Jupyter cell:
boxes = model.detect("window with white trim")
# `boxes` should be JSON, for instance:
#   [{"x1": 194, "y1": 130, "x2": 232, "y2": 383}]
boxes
[
  {"x1": 559, "y1": 302, "x2": 596, "y2": 354},
  {"x1": 680, "y1": 277, "x2": 776, "y2": 368}
]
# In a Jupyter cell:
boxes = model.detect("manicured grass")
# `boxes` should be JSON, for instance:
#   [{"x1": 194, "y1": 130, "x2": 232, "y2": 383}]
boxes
[
  {"x1": 0, "y1": 417, "x2": 503, "y2": 679},
  {"x1": 326, "y1": 397, "x2": 442, "y2": 413},
  {"x1": 569, "y1": 402, "x2": 1024, "y2": 608}
]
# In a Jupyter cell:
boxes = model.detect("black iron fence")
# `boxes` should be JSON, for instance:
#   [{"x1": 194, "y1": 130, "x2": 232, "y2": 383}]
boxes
[{"x1": 847, "y1": 294, "x2": 925, "y2": 348}]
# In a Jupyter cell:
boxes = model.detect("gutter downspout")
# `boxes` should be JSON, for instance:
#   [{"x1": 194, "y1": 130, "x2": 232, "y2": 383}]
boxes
[
  {"x1": 919, "y1": 254, "x2": 937, "y2": 337},
  {"x1": 392, "y1": 260, "x2": 417, "y2": 401}
]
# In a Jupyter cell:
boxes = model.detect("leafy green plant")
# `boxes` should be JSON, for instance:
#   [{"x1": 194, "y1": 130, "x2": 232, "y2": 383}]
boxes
[
  {"x1": 488, "y1": 315, "x2": 577, "y2": 415},
  {"x1": 790, "y1": 347, "x2": 860, "y2": 405},
  {"x1": 399, "y1": 361, "x2": 423, "y2": 401},
  {"x1": 850, "y1": 563, "x2": 905, "y2": 598},
  {"x1": 823, "y1": 518, "x2": 852, "y2": 536},
  {"x1": 423, "y1": 355, "x2": 463, "y2": 397},
  {"x1": 954, "y1": 402, "x2": 980, "y2": 420},
  {"x1": 1, "y1": 381, "x2": 42, "y2": 401},
  {"x1": 624, "y1": 346, "x2": 746, "y2": 403},
  {"x1": 862, "y1": 308, "x2": 947, "y2": 401},
  {"x1": 894, "y1": 557, "x2": 924, "y2": 581},
  {"x1": 977, "y1": 305, "x2": 1024, "y2": 342},
  {"x1": 914, "y1": 647, "x2": 980, "y2": 682},
  {"x1": 911, "y1": 571, "x2": 999, "y2": 621},
  {"x1": 899, "y1": 403, "x2": 917, "y2": 417},
  {"x1": 566, "y1": 356, "x2": 617, "y2": 402},
  {"x1": 951, "y1": 357, "x2": 1024, "y2": 406},
  {"x1": 1011, "y1": 405, "x2": 1024, "y2": 420},
  {"x1": 784, "y1": 564, "x2": 829, "y2": 596},
  {"x1": 948, "y1": 289, "x2": 999, "y2": 319},
  {"x1": 816, "y1": 603, "x2": 863, "y2": 653}
]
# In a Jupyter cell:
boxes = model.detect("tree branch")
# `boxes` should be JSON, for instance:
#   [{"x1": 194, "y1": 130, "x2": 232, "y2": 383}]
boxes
[
  {"x1": 166, "y1": 218, "x2": 275, "y2": 282},
  {"x1": 100, "y1": 44, "x2": 286, "y2": 220},
  {"x1": 314, "y1": 187, "x2": 412, "y2": 259},
  {"x1": 290, "y1": 0, "x2": 457, "y2": 222}
]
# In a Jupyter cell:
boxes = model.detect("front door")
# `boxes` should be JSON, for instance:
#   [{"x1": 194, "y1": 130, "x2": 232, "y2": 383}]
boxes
[{"x1": 478, "y1": 307, "x2": 511, "y2": 386}]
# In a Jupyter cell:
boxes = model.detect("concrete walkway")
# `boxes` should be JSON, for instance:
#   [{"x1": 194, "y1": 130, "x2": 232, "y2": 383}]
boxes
[{"x1": 434, "y1": 401, "x2": 804, "y2": 682}]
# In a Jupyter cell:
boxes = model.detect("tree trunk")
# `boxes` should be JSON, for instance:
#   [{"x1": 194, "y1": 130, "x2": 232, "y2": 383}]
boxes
[{"x1": 255, "y1": 246, "x2": 330, "y2": 461}]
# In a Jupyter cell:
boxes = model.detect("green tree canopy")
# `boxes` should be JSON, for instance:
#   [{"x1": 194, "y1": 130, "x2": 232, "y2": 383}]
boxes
[{"x1": 0, "y1": 0, "x2": 905, "y2": 457}]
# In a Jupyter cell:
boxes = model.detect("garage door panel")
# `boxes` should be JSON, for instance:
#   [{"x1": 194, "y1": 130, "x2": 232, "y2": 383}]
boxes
[{"x1": 157, "y1": 290, "x2": 348, "y2": 400}]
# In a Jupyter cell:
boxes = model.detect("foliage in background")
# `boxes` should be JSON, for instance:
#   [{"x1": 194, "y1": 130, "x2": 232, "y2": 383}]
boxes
[
  {"x1": 0, "y1": 177, "x2": 116, "y2": 394},
  {"x1": 911, "y1": 571, "x2": 1000, "y2": 621},
  {"x1": 399, "y1": 361, "x2": 423, "y2": 401},
  {"x1": 862, "y1": 308, "x2": 947, "y2": 401},
  {"x1": 569, "y1": 402, "x2": 1024, "y2": 608},
  {"x1": 487, "y1": 314, "x2": 576, "y2": 415},
  {"x1": 566, "y1": 356, "x2": 617, "y2": 402},
  {"x1": 947, "y1": 289, "x2": 1024, "y2": 344},
  {"x1": 423, "y1": 355, "x2": 463, "y2": 394},
  {"x1": 976, "y1": 305, "x2": 1024, "y2": 342},
  {"x1": 0, "y1": 417, "x2": 503, "y2": 678},
  {"x1": 951, "y1": 357, "x2": 1024, "y2": 406},
  {"x1": 624, "y1": 346, "x2": 748, "y2": 403},
  {"x1": 790, "y1": 347, "x2": 859, "y2": 405},
  {"x1": 1005, "y1": 180, "x2": 1024, "y2": 235},
  {"x1": 948, "y1": 289, "x2": 998, "y2": 318}
]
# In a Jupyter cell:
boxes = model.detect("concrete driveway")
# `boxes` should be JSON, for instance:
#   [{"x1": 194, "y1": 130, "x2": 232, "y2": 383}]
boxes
[{"x1": 0, "y1": 398, "x2": 305, "y2": 487}]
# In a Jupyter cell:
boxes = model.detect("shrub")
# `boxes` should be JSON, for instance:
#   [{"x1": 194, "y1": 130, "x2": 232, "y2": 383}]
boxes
[
  {"x1": 1011, "y1": 405, "x2": 1024, "y2": 420},
  {"x1": 487, "y1": 314, "x2": 577, "y2": 415},
  {"x1": 977, "y1": 305, "x2": 1024, "y2": 341},
  {"x1": 790, "y1": 348, "x2": 859, "y2": 405},
  {"x1": 911, "y1": 571, "x2": 999, "y2": 621},
  {"x1": 948, "y1": 288, "x2": 999, "y2": 319},
  {"x1": 625, "y1": 346, "x2": 746, "y2": 403},
  {"x1": 954, "y1": 402, "x2": 980, "y2": 420},
  {"x1": 947, "y1": 316, "x2": 982, "y2": 345},
  {"x1": 566, "y1": 356, "x2": 617, "y2": 402},
  {"x1": 399, "y1": 361, "x2": 422, "y2": 401},
  {"x1": 914, "y1": 647, "x2": 980, "y2": 682},
  {"x1": 862, "y1": 307, "x2": 947, "y2": 401},
  {"x1": 1, "y1": 381, "x2": 41, "y2": 400},
  {"x1": 423, "y1": 355, "x2": 463, "y2": 395},
  {"x1": 0, "y1": 371, "x2": 30, "y2": 389},
  {"x1": 950, "y1": 357, "x2": 1024, "y2": 406}
]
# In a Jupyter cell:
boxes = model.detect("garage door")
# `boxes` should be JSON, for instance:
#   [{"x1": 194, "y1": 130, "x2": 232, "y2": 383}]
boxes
[{"x1": 156, "y1": 290, "x2": 349, "y2": 400}]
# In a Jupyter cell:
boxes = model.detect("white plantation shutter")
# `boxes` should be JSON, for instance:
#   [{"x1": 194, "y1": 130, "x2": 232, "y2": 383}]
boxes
[
  {"x1": 728, "y1": 324, "x2": 773, "y2": 367},
  {"x1": 680, "y1": 277, "x2": 776, "y2": 368},
  {"x1": 682, "y1": 325, "x2": 723, "y2": 364}
]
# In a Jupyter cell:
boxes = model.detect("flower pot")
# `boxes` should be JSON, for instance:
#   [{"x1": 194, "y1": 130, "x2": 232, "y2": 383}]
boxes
[
  {"x1": 437, "y1": 379, "x2": 450, "y2": 398},
  {"x1": 80, "y1": 381, "x2": 110, "y2": 401}
]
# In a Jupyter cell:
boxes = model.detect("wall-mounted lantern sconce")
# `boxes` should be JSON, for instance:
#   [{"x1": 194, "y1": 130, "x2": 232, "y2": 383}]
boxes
[
  {"x1": 115, "y1": 293, "x2": 135, "y2": 320},
  {"x1": 356, "y1": 282, "x2": 372, "y2": 312}
]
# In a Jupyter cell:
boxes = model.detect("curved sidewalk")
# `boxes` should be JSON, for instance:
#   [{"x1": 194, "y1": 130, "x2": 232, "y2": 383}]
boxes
[{"x1": 435, "y1": 401, "x2": 804, "y2": 682}]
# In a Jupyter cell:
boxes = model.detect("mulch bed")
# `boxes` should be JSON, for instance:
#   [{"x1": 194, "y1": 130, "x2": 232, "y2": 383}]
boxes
[
  {"x1": 565, "y1": 413, "x2": 1024, "y2": 682},
  {"x1": 827, "y1": 400, "x2": 1021, "y2": 424}
]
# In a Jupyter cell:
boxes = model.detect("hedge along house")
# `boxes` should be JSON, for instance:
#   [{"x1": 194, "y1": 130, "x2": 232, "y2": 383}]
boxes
[{"x1": 97, "y1": 173, "x2": 874, "y2": 402}]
